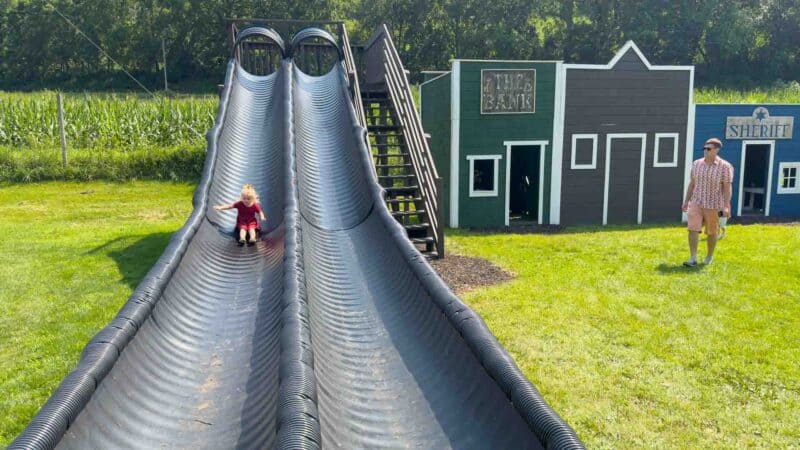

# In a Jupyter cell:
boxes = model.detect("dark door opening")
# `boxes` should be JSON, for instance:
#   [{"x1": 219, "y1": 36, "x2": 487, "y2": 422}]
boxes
[
  {"x1": 742, "y1": 144, "x2": 770, "y2": 215},
  {"x1": 509, "y1": 145, "x2": 540, "y2": 222}
]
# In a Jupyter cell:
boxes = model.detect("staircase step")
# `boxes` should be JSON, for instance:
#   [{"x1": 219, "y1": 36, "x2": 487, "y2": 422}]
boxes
[
  {"x1": 386, "y1": 197, "x2": 422, "y2": 204},
  {"x1": 385, "y1": 185, "x2": 419, "y2": 194},
  {"x1": 368, "y1": 125, "x2": 402, "y2": 131},
  {"x1": 422, "y1": 252, "x2": 439, "y2": 259},
  {"x1": 362, "y1": 90, "x2": 389, "y2": 97},
  {"x1": 378, "y1": 174, "x2": 416, "y2": 180},
  {"x1": 363, "y1": 96, "x2": 391, "y2": 102},
  {"x1": 392, "y1": 210, "x2": 426, "y2": 217},
  {"x1": 374, "y1": 152, "x2": 410, "y2": 158},
  {"x1": 412, "y1": 237, "x2": 435, "y2": 244},
  {"x1": 366, "y1": 118, "x2": 397, "y2": 125},
  {"x1": 375, "y1": 163, "x2": 413, "y2": 168},
  {"x1": 370, "y1": 132, "x2": 404, "y2": 138},
  {"x1": 371, "y1": 142, "x2": 406, "y2": 147},
  {"x1": 404, "y1": 223, "x2": 430, "y2": 231}
]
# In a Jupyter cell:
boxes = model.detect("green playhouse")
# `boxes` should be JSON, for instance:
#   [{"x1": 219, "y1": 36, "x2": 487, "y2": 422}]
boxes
[{"x1": 421, "y1": 60, "x2": 560, "y2": 228}]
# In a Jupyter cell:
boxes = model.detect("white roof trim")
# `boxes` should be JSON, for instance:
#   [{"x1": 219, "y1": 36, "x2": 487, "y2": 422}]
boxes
[
  {"x1": 420, "y1": 71, "x2": 451, "y2": 87},
  {"x1": 450, "y1": 58, "x2": 563, "y2": 64},
  {"x1": 564, "y1": 40, "x2": 693, "y2": 72}
]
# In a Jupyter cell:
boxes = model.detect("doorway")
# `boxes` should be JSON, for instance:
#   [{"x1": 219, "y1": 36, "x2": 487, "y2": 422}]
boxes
[
  {"x1": 504, "y1": 141, "x2": 548, "y2": 225},
  {"x1": 604, "y1": 134, "x2": 646, "y2": 225},
  {"x1": 739, "y1": 141, "x2": 774, "y2": 216}
]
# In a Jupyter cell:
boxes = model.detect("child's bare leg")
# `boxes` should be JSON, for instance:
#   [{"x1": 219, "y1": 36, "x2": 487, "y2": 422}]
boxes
[
  {"x1": 248, "y1": 228, "x2": 257, "y2": 242},
  {"x1": 239, "y1": 228, "x2": 246, "y2": 241}
]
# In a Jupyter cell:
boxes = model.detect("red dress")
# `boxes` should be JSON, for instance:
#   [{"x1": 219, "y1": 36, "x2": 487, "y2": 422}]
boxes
[{"x1": 233, "y1": 201, "x2": 262, "y2": 230}]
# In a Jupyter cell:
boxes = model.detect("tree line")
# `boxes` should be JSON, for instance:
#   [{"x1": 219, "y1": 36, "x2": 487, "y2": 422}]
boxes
[{"x1": 1, "y1": 0, "x2": 798, "y2": 90}]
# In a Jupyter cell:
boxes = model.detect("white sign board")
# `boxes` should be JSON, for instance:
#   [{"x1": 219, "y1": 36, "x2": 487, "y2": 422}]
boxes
[
  {"x1": 481, "y1": 69, "x2": 536, "y2": 114},
  {"x1": 726, "y1": 107, "x2": 794, "y2": 139}
]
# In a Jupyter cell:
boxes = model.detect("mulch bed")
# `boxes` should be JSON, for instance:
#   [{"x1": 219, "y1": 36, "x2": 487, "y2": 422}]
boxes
[
  {"x1": 468, "y1": 224, "x2": 564, "y2": 234},
  {"x1": 428, "y1": 254, "x2": 515, "y2": 295}
]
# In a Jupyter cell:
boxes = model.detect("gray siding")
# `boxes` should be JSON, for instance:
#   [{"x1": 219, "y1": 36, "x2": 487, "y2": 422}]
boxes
[
  {"x1": 560, "y1": 47, "x2": 691, "y2": 225},
  {"x1": 645, "y1": 135, "x2": 684, "y2": 222}
]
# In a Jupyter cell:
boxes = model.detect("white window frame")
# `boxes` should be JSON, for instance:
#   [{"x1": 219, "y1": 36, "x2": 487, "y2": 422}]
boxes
[
  {"x1": 570, "y1": 134, "x2": 598, "y2": 169},
  {"x1": 777, "y1": 162, "x2": 800, "y2": 194},
  {"x1": 653, "y1": 132, "x2": 679, "y2": 167},
  {"x1": 467, "y1": 155, "x2": 502, "y2": 197}
]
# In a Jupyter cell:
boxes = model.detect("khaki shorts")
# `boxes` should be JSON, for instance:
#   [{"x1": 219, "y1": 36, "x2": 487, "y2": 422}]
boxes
[{"x1": 687, "y1": 203, "x2": 720, "y2": 236}]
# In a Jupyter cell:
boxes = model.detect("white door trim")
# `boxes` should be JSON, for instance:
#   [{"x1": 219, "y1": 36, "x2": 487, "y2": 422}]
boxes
[
  {"x1": 449, "y1": 61, "x2": 461, "y2": 227},
  {"x1": 738, "y1": 140, "x2": 775, "y2": 216},
  {"x1": 604, "y1": 133, "x2": 647, "y2": 225},
  {"x1": 504, "y1": 140, "x2": 549, "y2": 226},
  {"x1": 549, "y1": 62, "x2": 566, "y2": 225}
]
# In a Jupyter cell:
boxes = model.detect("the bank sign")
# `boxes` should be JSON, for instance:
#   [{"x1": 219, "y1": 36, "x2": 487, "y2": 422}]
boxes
[
  {"x1": 481, "y1": 69, "x2": 536, "y2": 114},
  {"x1": 726, "y1": 107, "x2": 794, "y2": 139}
]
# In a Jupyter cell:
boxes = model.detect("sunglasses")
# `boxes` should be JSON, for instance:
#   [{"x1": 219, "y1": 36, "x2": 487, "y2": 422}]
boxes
[{"x1": 703, "y1": 146, "x2": 715, "y2": 151}]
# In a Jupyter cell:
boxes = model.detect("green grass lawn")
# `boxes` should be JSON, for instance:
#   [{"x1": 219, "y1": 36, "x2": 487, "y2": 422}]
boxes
[
  {"x1": 0, "y1": 181, "x2": 194, "y2": 446},
  {"x1": 1, "y1": 182, "x2": 798, "y2": 448},
  {"x1": 449, "y1": 225, "x2": 800, "y2": 448}
]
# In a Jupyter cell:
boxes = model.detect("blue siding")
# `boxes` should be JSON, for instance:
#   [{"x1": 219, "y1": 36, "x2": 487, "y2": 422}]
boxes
[{"x1": 694, "y1": 105, "x2": 800, "y2": 218}]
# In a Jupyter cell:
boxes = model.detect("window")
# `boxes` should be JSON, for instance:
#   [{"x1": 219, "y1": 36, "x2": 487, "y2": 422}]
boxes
[
  {"x1": 653, "y1": 133, "x2": 679, "y2": 167},
  {"x1": 467, "y1": 155, "x2": 502, "y2": 197},
  {"x1": 571, "y1": 134, "x2": 598, "y2": 169},
  {"x1": 778, "y1": 162, "x2": 800, "y2": 194}
]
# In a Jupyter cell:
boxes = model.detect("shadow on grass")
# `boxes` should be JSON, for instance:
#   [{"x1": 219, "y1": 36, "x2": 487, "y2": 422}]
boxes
[
  {"x1": 655, "y1": 263, "x2": 706, "y2": 274},
  {"x1": 87, "y1": 232, "x2": 174, "y2": 289}
]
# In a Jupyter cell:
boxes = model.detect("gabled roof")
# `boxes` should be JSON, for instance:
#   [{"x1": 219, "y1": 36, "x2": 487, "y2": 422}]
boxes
[{"x1": 565, "y1": 41, "x2": 693, "y2": 72}]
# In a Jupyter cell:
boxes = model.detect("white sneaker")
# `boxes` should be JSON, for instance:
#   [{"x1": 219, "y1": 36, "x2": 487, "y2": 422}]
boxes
[{"x1": 703, "y1": 256, "x2": 713, "y2": 265}]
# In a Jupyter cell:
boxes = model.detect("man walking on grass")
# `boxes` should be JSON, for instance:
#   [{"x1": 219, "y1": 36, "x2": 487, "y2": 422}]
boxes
[{"x1": 681, "y1": 138, "x2": 733, "y2": 267}]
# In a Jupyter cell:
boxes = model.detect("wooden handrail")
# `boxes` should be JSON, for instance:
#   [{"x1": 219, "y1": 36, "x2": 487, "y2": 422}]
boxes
[
  {"x1": 339, "y1": 24, "x2": 368, "y2": 130},
  {"x1": 365, "y1": 25, "x2": 443, "y2": 255}
]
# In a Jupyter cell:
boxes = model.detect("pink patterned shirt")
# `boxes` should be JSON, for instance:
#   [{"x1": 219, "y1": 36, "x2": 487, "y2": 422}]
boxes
[{"x1": 690, "y1": 157, "x2": 734, "y2": 209}]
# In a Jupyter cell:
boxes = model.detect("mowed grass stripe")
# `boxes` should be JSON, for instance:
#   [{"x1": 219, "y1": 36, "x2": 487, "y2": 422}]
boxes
[
  {"x1": 448, "y1": 225, "x2": 800, "y2": 448},
  {"x1": 0, "y1": 181, "x2": 194, "y2": 446}
]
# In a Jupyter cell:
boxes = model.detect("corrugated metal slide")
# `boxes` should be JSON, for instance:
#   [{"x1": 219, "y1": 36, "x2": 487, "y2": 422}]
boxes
[{"x1": 11, "y1": 27, "x2": 583, "y2": 449}]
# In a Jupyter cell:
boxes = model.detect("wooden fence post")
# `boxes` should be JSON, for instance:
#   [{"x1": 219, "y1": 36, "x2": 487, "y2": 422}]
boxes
[
  {"x1": 57, "y1": 93, "x2": 68, "y2": 167},
  {"x1": 162, "y1": 39, "x2": 168, "y2": 92}
]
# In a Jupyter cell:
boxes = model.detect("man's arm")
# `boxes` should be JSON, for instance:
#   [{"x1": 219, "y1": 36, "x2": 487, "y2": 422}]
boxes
[
  {"x1": 721, "y1": 163, "x2": 733, "y2": 217},
  {"x1": 722, "y1": 181, "x2": 732, "y2": 217},
  {"x1": 682, "y1": 179, "x2": 695, "y2": 212}
]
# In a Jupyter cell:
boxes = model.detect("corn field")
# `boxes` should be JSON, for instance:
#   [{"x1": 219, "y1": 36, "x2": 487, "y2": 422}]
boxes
[
  {"x1": 695, "y1": 82, "x2": 800, "y2": 104},
  {"x1": 0, "y1": 91, "x2": 217, "y2": 149}
]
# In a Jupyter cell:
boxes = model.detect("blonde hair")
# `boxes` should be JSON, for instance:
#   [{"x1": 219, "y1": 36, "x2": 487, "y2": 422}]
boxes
[{"x1": 240, "y1": 184, "x2": 259, "y2": 203}]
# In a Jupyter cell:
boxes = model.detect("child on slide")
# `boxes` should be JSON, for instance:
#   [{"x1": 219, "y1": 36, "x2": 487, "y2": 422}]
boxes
[{"x1": 214, "y1": 184, "x2": 266, "y2": 246}]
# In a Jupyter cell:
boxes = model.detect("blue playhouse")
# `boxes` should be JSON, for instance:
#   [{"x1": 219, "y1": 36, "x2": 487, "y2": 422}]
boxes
[{"x1": 694, "y1": 104, "x2": 800, "y2": 218}]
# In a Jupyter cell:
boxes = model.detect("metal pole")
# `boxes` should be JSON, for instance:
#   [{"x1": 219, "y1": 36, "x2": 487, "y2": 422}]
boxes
[
  {"x1": 162, "y1": 39, "x2": 168, "y2": 92},
  {"x1": 57, "y1": 93, "x2": 68, "y2": 167}
]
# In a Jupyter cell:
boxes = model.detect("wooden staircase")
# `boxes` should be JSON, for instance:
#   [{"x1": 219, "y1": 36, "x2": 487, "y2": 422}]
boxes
[{"x1": 362, "y1": 91, "x2": 437, "y2": 255}]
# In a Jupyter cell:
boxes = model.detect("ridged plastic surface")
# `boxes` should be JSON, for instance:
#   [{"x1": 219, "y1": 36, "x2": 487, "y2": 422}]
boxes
[
  {"x1": 293, "y1": 65, "x2": 547, "y2": 449},
  {"x1": 60, "y1": 63, "x2": 286, "y2": 450},
  {"x1": 12, "y1": 27, "x2": 584, "y2": 450}
]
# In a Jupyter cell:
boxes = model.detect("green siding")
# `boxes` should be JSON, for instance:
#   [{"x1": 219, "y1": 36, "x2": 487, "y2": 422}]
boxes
[
  {"x1": 457, "y1": 61, "x2": 556, "y2": 228},
  {"x1": 420, "y1": 73, "x2": 451, "y2": 226}
]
